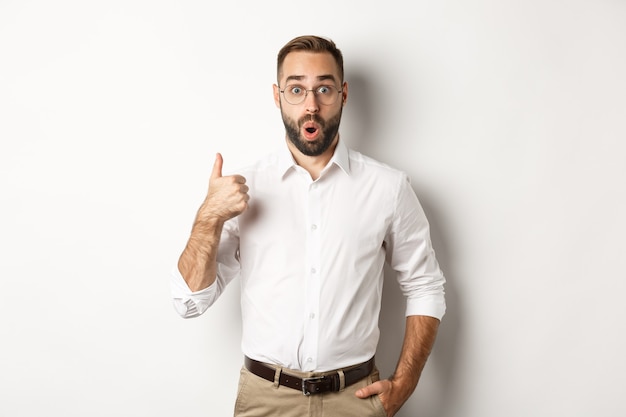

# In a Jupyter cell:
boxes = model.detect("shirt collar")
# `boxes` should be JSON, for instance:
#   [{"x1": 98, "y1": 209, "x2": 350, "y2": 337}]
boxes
[
  {"x1": 329, "y1": 138, "x2": 351, "y2": 176},
  {"x1": 277, "y1": 138, "x2": 351, "y2": 179}
]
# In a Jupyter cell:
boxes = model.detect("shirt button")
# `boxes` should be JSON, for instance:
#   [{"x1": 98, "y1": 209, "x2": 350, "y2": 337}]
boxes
[
  {"x1": 311, "y1": 224, "x2": 317, "y2": 231},
  {"x1": 307, "y1": 357, "x2": 313, "y2": 363},
  {"x1": 309, "y1": 313, "x2": 316, "y2": 319},
  {"x1": 311, "y1": 268, "x2": 317, "y2": 274}
]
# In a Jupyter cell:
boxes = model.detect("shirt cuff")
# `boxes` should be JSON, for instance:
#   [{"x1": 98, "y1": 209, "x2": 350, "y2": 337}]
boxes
[
  {"x1": 405, "y1": 294, "x2": 446, "y2": 320},
  {"x1": 169, "y1": 266, "x2": 216, "y2": 318}
]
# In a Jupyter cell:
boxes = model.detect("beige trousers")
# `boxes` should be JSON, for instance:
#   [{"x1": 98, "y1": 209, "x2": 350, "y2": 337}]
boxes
[{"x1": 234, "y1": 365, "x2": 388, "y2": 417}]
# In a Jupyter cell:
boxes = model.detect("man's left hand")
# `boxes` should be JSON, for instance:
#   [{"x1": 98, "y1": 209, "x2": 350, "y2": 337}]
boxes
[{"x1": 355, "y1": 378, "x2": 410, "y2": 417}]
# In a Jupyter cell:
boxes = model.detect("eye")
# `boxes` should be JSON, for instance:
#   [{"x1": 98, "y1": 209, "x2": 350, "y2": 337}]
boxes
[
  {"x1": 317, "y1": 86, "x2": 331, "y2": 95},
  {"x1": 289, "y1": 86, "x2": 304, "y2": 95}
]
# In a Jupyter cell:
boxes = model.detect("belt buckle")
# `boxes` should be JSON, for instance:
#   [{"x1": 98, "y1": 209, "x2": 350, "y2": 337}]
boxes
[{"x1": 302, "y1": 376, "x2": 325, "y2": 396}]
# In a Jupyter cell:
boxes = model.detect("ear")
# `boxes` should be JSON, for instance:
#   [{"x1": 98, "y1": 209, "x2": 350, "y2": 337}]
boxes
[
  {"x1": 341, "y1": 81, "x2": 348, "y2": 106},
  {"x1": 273, "y1": 84, "x2": 281, "y2": 108}
]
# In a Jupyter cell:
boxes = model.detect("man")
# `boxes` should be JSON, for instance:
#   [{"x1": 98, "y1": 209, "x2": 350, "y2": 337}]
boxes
[{"x1": 171, "y1": 35, "x2": 446, "y2": 417}]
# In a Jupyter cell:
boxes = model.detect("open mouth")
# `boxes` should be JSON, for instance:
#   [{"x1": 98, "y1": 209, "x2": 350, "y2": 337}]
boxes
[{"x1": 302, "y1": 121, "x2": 320, "y2": 140}]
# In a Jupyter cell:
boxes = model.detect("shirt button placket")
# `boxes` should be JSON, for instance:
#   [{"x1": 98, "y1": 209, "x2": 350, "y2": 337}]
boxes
[{"x1": 303, "y1": 181, "x2": 321, "y2": 370}]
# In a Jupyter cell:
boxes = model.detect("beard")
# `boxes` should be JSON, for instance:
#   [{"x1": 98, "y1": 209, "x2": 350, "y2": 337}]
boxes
[{"x1": 282, "y1": 110, "x2": 342, "y2": 157}]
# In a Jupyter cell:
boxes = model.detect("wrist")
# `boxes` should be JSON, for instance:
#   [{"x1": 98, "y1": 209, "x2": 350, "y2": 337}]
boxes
[
  {"x1": 388, "y1": 372, "x2": 419, "y2": 396},
  {"x1": 193, "y1": 207, "x2": 226, "y2": 232}
]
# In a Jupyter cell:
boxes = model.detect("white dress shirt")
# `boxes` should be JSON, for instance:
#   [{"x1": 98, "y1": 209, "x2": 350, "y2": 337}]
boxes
[{"x1": 171, "y1": 139, "x2": 446, "y2": 372}]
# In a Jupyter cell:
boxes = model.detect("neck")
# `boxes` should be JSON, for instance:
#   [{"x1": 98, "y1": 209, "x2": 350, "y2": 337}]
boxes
[{"x1": 287, "y1": 136, "x2": 339, "y2": 181}]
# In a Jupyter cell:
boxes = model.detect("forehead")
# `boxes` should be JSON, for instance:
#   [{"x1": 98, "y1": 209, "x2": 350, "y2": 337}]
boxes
[{"x1": 279, "y1": 51, "x2": 341, "y2": 84}]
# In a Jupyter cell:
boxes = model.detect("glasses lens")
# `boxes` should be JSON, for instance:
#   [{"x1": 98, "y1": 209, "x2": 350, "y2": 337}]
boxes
[
  {"x1": 316, "y1": 86, "x2": 339, "y2": 105},
  {"x1": 283, "y1": 85, "x2": 304, "y2": 104}
]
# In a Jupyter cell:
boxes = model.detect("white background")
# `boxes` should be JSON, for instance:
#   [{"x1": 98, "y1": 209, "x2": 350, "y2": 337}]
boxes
[{"x1": 1, "y1": 1, "x2": 625, "y2": 416}]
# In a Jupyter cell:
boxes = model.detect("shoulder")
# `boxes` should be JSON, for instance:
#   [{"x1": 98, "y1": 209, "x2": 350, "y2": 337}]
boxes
[
  {"x1": 347, "y1": 148, "x2": 409, "y2": 183},
  {"x1": 231, "y1": 149, "x2": 283, "y2": 176}
]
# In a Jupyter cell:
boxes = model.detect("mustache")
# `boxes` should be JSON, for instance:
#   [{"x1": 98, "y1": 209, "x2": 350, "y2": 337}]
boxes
[{"x1": 299, "y1": 114, "x2": 323, "y2": 126}]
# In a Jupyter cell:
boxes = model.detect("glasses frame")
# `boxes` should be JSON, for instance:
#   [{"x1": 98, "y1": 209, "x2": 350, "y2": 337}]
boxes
[{"x1": 279, "y1": 84, "x2": 343, "y2": 106}]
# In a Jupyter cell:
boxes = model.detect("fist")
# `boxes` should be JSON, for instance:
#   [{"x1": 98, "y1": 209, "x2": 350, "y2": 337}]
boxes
[{"x1": 200, "y1": 153, "x2": 249, "y2": 222}]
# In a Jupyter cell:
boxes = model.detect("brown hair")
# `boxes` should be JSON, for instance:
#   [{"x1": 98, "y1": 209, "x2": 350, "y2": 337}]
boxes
[{"x1": 277, "y1": 35, "x2": 344, "y2": 84}]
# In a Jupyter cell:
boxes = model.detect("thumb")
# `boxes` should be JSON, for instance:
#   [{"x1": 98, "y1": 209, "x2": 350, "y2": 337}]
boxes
[
  {"x1": 355, "y1": 380, "x2": 385, "y2": 398},
  {"x1": 211, "y1": 153, "x2": 223, "y2": 179}
]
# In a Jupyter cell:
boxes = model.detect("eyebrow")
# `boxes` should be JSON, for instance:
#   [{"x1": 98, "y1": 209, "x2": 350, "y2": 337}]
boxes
[{"x1": 284, "y1": 74, "x2": 338, "y2": 84}]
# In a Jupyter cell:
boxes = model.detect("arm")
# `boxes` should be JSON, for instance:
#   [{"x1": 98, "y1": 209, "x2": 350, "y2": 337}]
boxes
[
  {"x1": 177, "y1": 153, "x2": 249, "y2": 292},
  {"x1": 356, "y1": 315, "x2": 440, "y2": 417}
]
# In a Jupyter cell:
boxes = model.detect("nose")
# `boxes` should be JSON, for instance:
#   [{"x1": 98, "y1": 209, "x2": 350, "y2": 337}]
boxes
[{"x1": 304, "y1": 90, "x2": 319, "y2": 113}]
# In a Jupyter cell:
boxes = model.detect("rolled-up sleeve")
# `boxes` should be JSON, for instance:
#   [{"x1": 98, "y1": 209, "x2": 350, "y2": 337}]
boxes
[
  {"x1": 170, "y1": 267, "x2": 219, "y2": 318},
  {"x1": 385, "y1": 174, "x2": 446, "y2": 320},
  {"x1": 170, "y1": 219, "x2": 241, "y2": 318}
]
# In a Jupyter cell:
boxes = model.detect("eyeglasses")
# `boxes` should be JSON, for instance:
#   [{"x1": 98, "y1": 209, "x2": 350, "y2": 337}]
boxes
[{"x1": 279, "y1": 84, "x2": 342, "y2": 105}]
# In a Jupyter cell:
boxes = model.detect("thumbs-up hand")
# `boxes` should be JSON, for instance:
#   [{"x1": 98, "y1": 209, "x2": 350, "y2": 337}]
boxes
[{"x1": 198, "y1": 153, "x2": 249, "y2": 223}]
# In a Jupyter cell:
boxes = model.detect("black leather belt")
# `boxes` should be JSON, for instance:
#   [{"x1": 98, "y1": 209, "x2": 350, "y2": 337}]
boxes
[{"x1": 244, "y1": 356, "x2": 375, "y2": 396}]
